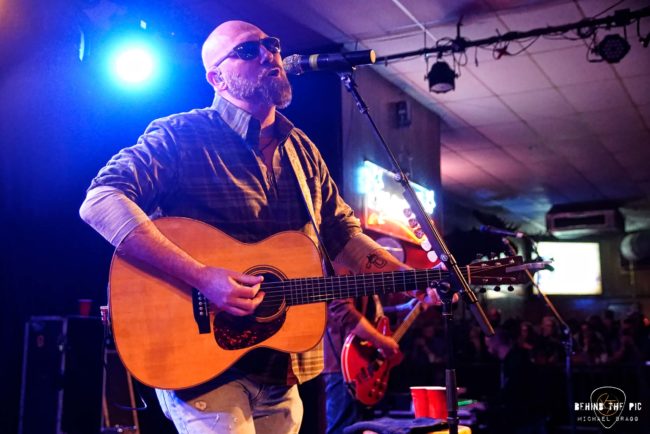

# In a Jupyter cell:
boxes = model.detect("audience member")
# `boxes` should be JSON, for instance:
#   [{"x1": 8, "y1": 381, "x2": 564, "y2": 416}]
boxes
[
  {"x1": 608, "y1": 317, "x2": 643, "y2": 365},
  {"x1": 573, "y1": 321, "x2": 607, "y2": 365},
  {"x1": 517, "y1": 321, "x2": 539, "y2": 352},
  {"x1": 601, "y1": 309, "x2": 620, "y2": 354},
  {"x1": 487, "y1": 307, "x2": 502, "y2": 328},
  {"x1": 534, "y1": 315, "x2": 565, "y2": 364}
]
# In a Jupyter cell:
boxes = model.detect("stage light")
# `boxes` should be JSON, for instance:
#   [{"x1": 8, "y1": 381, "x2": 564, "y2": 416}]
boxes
[
  {"x1": 112, "y1": 45, "x2": 156, "y2": 84},
  {"x1": 427, "y1": 60, "x2": 455, "y2": 93},
  {"x1": 594, "y1": 34, "x2": 630, "y2": 63}
]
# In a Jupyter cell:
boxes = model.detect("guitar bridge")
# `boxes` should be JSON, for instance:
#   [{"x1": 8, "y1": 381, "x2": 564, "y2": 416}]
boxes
[{"x1": 192, "y1": 288, "x2": 211, "y2": 334}]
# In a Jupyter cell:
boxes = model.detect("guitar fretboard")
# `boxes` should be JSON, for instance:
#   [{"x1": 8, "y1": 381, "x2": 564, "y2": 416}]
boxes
[{"x1": 277, "y1": 268, "x2": 448, "y2": 306}]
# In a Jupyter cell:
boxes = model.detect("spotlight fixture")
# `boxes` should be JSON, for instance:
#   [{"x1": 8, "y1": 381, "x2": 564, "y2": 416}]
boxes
[
  {"x1": 427, "y1": 60, "x2": 455, "y2": 93},
  {"x1": 594, "y1": 34, "x2": 631, "y2": 63}
]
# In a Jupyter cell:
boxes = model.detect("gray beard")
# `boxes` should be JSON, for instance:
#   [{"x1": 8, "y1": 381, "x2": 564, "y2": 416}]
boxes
[{"x1": 223, "y1": 70, "x2": 292, "y2": 108}]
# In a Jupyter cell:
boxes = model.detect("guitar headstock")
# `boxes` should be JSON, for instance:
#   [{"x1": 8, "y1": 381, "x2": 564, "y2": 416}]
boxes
[{"x1": 466, "y1": 256, "x2": 533, "y2": 286}]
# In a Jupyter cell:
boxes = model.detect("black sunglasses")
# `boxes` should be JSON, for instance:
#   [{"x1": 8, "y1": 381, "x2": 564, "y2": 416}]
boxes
[{"x1": 214, "y1": 37, "x2": 281, "y2": 68}]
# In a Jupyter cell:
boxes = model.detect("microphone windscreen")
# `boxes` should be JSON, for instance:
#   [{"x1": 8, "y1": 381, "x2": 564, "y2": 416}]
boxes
[{"x1": 282, "y1": 54, "x2": 303, "y2": 75}]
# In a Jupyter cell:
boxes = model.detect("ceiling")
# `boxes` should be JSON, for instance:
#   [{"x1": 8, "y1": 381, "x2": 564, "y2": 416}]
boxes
[{"x1": 88, "y1": 0, "x2": 650, "y2": 234}]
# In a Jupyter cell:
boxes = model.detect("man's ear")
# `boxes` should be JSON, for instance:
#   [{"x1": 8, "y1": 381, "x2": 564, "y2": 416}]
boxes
[{"x1": 206, "y1": 68, "x2": 226, "y2": 90}]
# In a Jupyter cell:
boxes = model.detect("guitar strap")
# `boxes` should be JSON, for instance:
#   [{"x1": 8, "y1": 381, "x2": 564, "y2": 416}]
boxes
[
  {"x1": 283, "y1": 139, "x2": 337, "y2": 277},
  {"x1": 284, "y1": 139, "x2": 358, "y2": 396}
]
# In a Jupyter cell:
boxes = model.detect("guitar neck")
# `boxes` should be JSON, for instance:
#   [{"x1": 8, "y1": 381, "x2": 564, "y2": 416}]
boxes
[
  {"x1": 262, "y1": 255, "x2": 528, "y2": 308},
  {"x1": 279, "y1": 268, "x2": 448, "y2": 307},
  {"x1": 392, "y1": 301, "x2": 424, "y2": 343}
]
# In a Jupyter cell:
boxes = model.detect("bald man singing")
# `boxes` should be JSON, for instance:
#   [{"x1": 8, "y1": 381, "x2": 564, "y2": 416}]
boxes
[{"x1": 80, "y1": 21, "x2": 409, "y2": 433}]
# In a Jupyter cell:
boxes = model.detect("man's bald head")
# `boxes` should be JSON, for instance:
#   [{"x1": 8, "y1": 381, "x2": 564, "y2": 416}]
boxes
[
  {"x1": 200, "y1": 20, "x2": 292, "y2": 110},
  {"x1": 201, "y1": 20, "x2": 264, "y2": 72}
]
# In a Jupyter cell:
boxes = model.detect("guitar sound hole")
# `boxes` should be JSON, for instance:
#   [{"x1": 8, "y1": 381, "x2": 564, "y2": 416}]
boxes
[{"x1": 254, "y1": 272, "x2": 285, "y2": 321}]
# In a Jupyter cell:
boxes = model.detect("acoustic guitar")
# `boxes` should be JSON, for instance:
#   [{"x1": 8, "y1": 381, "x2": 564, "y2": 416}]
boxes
[{"x1": 109, "y1": 217, "x2": 532, "y2": 389}]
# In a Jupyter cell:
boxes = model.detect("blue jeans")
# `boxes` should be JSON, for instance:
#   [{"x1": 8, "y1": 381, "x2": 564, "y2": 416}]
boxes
[
  {"x1": 324, "y1": 373, "x2": 362, "y2": 434},
  {"x1": 156, "y1": 372, "x2": 302, "y2": 434}
]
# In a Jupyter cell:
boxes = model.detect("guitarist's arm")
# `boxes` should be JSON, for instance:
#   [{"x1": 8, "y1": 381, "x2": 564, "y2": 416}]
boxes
[
  {"x1": 334, "y1": 233, "x2": 409, "y2": 274},
  {"x1": 352, "y1": 316, "x2": 401, "y2": 357},
  {"x1": 80, "y1": 187, "x2": 264, "y2": 316}
]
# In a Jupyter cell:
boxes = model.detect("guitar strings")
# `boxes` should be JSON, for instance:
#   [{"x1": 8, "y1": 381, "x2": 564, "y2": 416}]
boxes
[
  {"x1": 238, "y1": 263, "x2": 516, "y2": 304},
  {"x1": 189, "y1": 263, "x2": 516, "y2": 306},
  {"x1": 255, "y1": 262, "x2": 509, "y2": 291},
  {"x1": 254, "y1": 265, "x2": 510, "y2": 294}
]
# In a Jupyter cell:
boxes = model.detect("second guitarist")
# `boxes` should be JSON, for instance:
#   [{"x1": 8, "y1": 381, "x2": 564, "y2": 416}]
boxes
[{"x1": 324, "y1": 277, "x2": 439, "y2": 434}]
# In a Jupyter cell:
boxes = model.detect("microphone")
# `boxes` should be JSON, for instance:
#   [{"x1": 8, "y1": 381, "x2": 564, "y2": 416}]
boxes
[
  {"x1": 282, "y1": 50, "x2": 376, "y2": 75},
  {"x1": 479, "y1": 225, "x2": 526, "y2": 238}
]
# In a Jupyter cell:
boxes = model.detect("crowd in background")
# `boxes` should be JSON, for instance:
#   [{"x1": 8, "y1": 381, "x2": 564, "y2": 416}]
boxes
[{"x1": 402, "y1": 306, "x2": 650, "y2": 369}]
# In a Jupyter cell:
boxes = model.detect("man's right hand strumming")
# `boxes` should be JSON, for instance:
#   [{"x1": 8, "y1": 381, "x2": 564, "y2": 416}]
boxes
[{"x1": 194, "y1": 267, "x2": 264, "y2": 316}]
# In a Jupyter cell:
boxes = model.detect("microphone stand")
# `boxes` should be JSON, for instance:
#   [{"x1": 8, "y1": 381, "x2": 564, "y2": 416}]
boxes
[
  {"x1": 502, "y1": 237, "x2": 575, "y2": 434},
  {"x1": 339, "y1": 71, "x2": 494, "y2": 434}
]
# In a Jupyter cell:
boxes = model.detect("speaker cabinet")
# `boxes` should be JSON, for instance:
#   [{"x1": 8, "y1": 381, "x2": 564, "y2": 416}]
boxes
[
  {"x1": 19, "y1": 316, "x2": 66, "y2": 434},
  {"x1": 19, "y1": 316, "x2": 104, "y2": 434}
]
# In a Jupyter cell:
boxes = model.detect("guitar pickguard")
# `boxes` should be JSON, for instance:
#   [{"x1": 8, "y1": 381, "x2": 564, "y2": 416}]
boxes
[{"x1": 213, "y1": 311, "x2": 286, "y2": 350}]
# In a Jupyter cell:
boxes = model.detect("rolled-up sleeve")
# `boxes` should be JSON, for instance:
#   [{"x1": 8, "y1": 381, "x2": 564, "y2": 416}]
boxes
[{"x1": 79, "y1": 186, "x2": 151, "y2": 246}]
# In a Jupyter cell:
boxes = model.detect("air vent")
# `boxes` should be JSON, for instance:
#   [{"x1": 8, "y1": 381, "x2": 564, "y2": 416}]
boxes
[{"x1": 546, "y1": 209, "x2": 623, "y2": 238}]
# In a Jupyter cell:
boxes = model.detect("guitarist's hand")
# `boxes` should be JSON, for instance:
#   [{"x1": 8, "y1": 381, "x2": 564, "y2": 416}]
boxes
[
  {"x1": 412, "y1": 285, "x2": 459, "y2": 307},
  {"x1": 374, "y1": 334, "x2": 401, "y2": 360},
  {"x1": 352, "y1": 316, "x2": 402, "y2": 360},
  {"x1": 197, "y1": 267, "x2": 264, "y2": 316}
]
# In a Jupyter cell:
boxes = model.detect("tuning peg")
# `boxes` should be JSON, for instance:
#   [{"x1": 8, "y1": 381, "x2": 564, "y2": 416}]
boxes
[
  {"x1": 493, "y1": 286, "x2": 501, "y2": 292},
  {"x1": 420, "y1": 238, "x2": 431, "y2": 251},
  {"x1": 475, "y1": 253, "x2": 484, "y2": 260},
  {"x1": 478, "y1": 287, "x2": 487, "y2": 293},
  {"x1": 507, "y1": 286, "x2": 515, "y2": 292},
  {"x1": 403, "y1": 208, "x2": 413, "y2": 218},
  {"x1": 414, "y1": 228, "x2": 424, "y2": 239},
  {"x1": 408, "y1": 218, "x2": 419, "y2": 228}
]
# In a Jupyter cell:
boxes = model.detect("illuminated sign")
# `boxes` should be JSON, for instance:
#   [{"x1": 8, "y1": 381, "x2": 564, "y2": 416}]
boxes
[{"x1": 357, "y1": 160, "x2": 436, "y2": 244}]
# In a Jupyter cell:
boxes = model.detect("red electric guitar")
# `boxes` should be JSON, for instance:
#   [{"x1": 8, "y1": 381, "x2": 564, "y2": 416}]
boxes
[{"x1": 340, "y1": 299, "x2": 425, "y2": 406}]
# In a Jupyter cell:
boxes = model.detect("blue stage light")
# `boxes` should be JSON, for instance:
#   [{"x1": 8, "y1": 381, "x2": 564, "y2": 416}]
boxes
[{"x1": 111, "y1": 44, "x2": 156, "y2": 84}]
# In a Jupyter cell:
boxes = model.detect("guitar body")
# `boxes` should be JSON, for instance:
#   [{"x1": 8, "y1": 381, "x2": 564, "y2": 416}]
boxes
[
  {"x1": 341, "y1": 316, "x2": 402, "y2": 406},
  {"x1": 109, "y1": 217, "x2": 326, "y2": 390}
]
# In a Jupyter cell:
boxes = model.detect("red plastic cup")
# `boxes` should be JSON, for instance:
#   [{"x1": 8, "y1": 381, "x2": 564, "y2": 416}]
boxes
[
  {"x1": 78, "y1": 299, "x2": 92, "y2": 317},
  {"x1": 426, "y1": 386, "x2": 447, "y2": 419},
  {"x1": 410, "y1": 386, "x2": 429, "y2": 418}
]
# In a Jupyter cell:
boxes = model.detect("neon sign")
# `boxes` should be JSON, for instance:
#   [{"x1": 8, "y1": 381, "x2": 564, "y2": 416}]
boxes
[{"x1": 357, "y1": 160, "x2": 436, "y2": 244}]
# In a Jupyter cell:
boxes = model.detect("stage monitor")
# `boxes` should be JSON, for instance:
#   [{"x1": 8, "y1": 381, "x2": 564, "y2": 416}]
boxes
[{"x1": 535, "y1": 241, "x2": 602, "y2": 295}]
